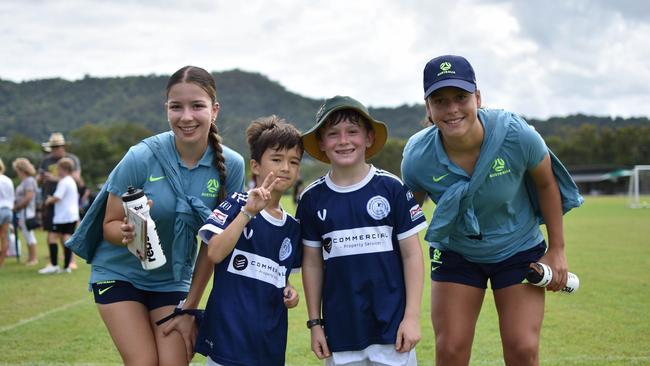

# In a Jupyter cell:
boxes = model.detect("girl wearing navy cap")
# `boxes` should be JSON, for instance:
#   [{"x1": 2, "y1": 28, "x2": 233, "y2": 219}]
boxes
[{"x1": 402, "y1": 55, "x2": 582, "y2": 366}]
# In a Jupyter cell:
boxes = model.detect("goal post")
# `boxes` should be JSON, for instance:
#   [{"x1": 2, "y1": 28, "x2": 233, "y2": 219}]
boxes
[{"x1": 628, "y1": 165, "x2": 650, "y2": 208}]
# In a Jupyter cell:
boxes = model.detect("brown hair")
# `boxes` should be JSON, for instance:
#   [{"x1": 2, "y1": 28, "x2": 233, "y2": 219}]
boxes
[
  {"x1": 12, "y1": 158, "x2": 36, "y2": 176},
  {"x1": 246, "y1": 115, "x2": 304, "y2": 163},
  {"x1": 315, "y1": 109, "x2": 373, "y2": 141},
  {"x1": 166, "y1": 66, "x2": 227, "y2": 202}
]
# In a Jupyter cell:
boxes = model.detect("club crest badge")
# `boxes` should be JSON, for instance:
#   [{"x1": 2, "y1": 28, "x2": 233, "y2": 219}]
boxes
[
  {"x1": 366, "y1": 195, "x2": 390, "y2": 220},
  {"x1": 279, "y1": 238, "x2": 292, "y2": 261}
]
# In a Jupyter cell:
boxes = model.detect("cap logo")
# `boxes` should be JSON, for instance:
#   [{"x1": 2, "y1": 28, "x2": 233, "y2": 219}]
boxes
[{"x1": 437, "y1": 61, "x2": 456, "y2": 77}]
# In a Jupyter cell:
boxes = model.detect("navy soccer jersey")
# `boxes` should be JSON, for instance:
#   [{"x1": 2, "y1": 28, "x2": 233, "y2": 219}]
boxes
[
  {"x1": 196, "y1": 192, "x2": 302, "y2": 366},
  {"x1": 296, "y1": 166, "x2": 427, "y2": 352}
]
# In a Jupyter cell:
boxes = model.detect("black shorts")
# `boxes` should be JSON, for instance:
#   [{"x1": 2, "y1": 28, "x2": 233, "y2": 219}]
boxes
[
  {"x1": 42, "y1": 205, "x2": 55, "y2": 231},
  {"x1": 51, "y1": 222, "x2": 76, "y2": 235},
  {"x1": 430, "y1": 241, "x2": 547, "y2": 290},
  {"x1": 92, "y1": 280, "x2": 187, "y2": 311}
]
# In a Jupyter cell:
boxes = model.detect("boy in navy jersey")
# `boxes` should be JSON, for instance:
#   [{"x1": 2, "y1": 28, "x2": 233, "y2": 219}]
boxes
[
  {"x1": 298, "y1": 96, "x2": 427, "y2": 366},
  {"x1": 196, "y1": 116, "x2": 303, "y2": 366}
]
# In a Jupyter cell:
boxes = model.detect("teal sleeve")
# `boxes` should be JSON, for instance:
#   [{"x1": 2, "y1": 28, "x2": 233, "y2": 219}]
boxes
[
  {"x1": 518, "y1": 123, "x2": 548, "y2": 171},
  {"x1": 104, "y1": 146, "x2": 148, "y2": 197},
  {"x1": 401, "y1": 140, "x2": 423, "y2": 193}
]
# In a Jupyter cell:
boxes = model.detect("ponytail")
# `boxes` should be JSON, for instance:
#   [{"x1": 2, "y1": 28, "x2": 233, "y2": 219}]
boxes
[{"x1": 208, "y1": 123, "x2": 227, "y2": 202}]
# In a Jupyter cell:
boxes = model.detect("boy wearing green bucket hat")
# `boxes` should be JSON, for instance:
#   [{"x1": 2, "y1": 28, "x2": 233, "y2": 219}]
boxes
[{"x1": 298, "y1": 96, "x2": 427, "y2": 366}]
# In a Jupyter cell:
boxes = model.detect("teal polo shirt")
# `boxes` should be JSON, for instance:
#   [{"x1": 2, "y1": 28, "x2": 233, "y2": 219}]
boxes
[
  {"x1": 401, "y1": 109, "x2": 547, "y2": 263},
  {"x1": 90, "y1": 132, "x2": 244, "y2": 291}
]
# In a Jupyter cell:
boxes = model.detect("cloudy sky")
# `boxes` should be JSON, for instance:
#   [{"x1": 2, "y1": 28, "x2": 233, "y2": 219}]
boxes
[{"x1": 2, "y1": 0, "x2": 649, "y2": 119}]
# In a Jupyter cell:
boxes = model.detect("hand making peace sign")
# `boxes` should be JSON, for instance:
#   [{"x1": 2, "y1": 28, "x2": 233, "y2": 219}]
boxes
[{"x1": 243, "y1": 172, "x2": 280, "y2": 216}]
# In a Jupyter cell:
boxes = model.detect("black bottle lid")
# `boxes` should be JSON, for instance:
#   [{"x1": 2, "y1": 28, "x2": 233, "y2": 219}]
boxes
[{"x1": 121, "y1": 186, "x2": 145, "y2": 202}]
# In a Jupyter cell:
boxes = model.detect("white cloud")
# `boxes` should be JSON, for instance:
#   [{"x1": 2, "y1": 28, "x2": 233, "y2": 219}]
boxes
[{"x1": 1, "y1": 0, "x2": 649, "y2": 118}]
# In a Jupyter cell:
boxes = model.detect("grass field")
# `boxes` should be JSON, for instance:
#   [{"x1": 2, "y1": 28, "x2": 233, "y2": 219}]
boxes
[{"x1": 1, "y1": 195, "x2": 649, "y2": 365}]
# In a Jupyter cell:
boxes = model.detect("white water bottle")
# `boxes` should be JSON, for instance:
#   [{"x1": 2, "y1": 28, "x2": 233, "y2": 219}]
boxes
[
  {"x1": 121, "y1": 186, "x2": 166, "y2": 270},
  {"x1": 526, "y1": 262, "x2": 579, "y2": 294}
]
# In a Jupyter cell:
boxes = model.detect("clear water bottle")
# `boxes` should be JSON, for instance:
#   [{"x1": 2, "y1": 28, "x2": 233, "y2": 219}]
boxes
[
  {"x1": 526, "y1": 262, "x2": 579, "y2": 294},
  {"x1": 121, "y1": 186, "x2": 166, "y2": 270}
]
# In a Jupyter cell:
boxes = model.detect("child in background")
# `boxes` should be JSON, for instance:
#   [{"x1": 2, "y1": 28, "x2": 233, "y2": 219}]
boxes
[
  {"x1": 298, "y1": 96, "x2": 427, "y2": 366},
  {"x1": 42, "y1": 157, "x2": 79, "y2": 273},
  {"x1": 196, "y1": 116, "x2": 304, "y2": 366}
]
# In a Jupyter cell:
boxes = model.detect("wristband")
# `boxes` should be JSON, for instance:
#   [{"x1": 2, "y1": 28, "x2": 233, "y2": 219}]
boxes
[
  {"x1": 306, "y1": 318, "x2": 324, "y2": 329},
  {"x1": 240, "y1": 207, "x2": 255, "y2": 220}
]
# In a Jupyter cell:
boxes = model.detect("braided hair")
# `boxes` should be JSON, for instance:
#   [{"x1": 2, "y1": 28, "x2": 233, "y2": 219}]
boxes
[{"x1": 167, "y1": 66, "x2": 227, "y2": 202}]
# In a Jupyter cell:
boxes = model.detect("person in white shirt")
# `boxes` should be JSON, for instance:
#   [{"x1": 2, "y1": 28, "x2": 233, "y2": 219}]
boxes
[
  {"x1": 40, "y1": 158, "x2": 79, "y2": 274},
  {"x1": 0, "y1": 158, "x2": 16, "y2": 268}
]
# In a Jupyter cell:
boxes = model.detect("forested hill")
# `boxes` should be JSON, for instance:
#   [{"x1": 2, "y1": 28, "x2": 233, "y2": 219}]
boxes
[{"x1": 1, "y1": 69, "x2": 649, "y2": 161}]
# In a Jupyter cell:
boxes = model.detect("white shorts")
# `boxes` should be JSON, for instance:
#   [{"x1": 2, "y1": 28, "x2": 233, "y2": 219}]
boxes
[{"x1": 325, "y1": 344, "x2": 417, "y2": 366}]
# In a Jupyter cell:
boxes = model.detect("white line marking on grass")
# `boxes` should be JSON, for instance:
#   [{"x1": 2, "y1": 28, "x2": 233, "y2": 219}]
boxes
[{"x1": 0, "y1": 299, "x2": 85, "y2": 333}]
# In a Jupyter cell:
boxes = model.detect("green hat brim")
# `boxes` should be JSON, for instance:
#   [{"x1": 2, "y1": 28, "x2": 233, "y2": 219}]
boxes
[{"x1": 302, "y1": 97, "x2": 388, "y2": 164}]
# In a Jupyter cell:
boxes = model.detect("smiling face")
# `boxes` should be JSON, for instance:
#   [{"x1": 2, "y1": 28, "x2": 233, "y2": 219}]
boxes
[
  {"x1": 166, "y1": 82, "x2": 219, "y2": 150},
  {"x1": 318, "y1": 118, "x2": 374, "y2": 169},
  {"x1": 425, "y1": 86, "x2": 482, "y2": 141},
  {"x1": 250, "y1": 146, "x2": 302, "y2": 194}
]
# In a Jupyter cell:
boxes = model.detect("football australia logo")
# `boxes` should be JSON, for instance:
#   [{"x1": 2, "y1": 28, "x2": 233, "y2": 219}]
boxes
[
  {"x1": 202, "y1": 178, "x2": 220, "y2": 198},
  {"x1": 366, "y1": 196, "x2": 390, "y2": 220},
  {"x1": 437, "y1": 61, "x2": 456, "y2": 77},
  {"x1": 489, "y1": 157, "x2": 512, "y2": 178}
]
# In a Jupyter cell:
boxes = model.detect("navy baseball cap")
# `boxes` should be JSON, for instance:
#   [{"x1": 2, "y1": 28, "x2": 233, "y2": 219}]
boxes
[{"x1": 423, "y1": 55, "x2": 477, "y2": 98}]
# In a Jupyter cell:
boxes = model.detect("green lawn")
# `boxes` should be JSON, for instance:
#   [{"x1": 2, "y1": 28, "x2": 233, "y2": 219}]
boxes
[{"x1": 1, "y1": 196, "x2": 649, "y2": 365}]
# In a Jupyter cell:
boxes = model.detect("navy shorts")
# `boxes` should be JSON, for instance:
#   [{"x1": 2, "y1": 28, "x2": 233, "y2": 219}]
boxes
[
  {"x1": 92, "y1": 280, "x2": 187, "y2": 311},
  {"x1": 430, "y1": 241, "x2": 547, "y2": 290}
]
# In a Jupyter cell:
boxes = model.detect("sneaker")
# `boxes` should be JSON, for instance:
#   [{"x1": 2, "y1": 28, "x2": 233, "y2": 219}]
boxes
[
  {"x1": 25, "y1": 259, "x2": 39, "y2": 266},
  {"x1": 38, "y1": 265, "x2": 60, "y2": 275},
  {"x1": 60, "y1": 267, "x2": 72, "y2": 274}
]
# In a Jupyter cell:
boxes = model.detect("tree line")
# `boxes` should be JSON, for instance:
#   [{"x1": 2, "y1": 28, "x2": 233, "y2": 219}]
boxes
[
  {"x1": 1, "y1": 121, "x2": 647, "y2": 189},
  {"x1": 1, "y1": 70, "x2": 649, "y2": 187}
]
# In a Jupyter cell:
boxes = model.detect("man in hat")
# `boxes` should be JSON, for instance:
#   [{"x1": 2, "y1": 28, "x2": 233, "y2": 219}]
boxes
[{"x1": 37, "y1": 132, "x2": 83, "y2": 273}]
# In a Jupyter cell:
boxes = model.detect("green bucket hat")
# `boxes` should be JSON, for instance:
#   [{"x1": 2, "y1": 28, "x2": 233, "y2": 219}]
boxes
[{"x1": 302, "y1": 95, "x2": 388, "y2": 163}]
